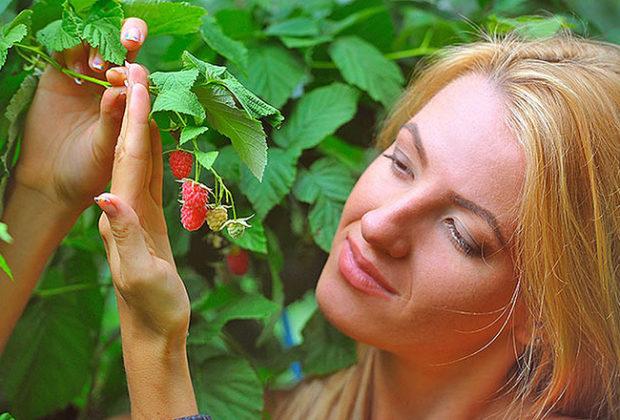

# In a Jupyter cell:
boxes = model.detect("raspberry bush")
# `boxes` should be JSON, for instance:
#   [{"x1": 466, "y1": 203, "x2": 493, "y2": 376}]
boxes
[{"x1": 0, "y1": 0, "x2": 616, "y2": 419}]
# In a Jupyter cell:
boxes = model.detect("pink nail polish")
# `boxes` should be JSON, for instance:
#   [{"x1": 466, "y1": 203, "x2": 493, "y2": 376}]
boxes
[
  {"x1": 92, "y1": 57, "x2": 104, "y2": 71},
  {"x1": 73, "y1": 62, "x2": 83, "y2": 85},
  {"x1": 124, "y1": 27, "x2": 142, "y2": 42},
  {"x1": 94, "y1": 194, "x2": 118, "y2": 216}
]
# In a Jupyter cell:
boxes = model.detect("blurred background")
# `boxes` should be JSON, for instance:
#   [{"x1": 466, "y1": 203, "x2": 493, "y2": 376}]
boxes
[{"x1": 0, "y1": 0, "x2": 618, "y2": 419}]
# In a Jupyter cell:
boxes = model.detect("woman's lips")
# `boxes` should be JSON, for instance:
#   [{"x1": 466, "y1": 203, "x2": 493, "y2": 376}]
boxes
[{"x1": 338, "y1": 235, "x2": 397, "y2": 299}]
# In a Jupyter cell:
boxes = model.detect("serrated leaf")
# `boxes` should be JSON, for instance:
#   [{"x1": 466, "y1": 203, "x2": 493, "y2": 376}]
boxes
[
  {"x1": 308, "y1": 194, "x2": 343, "y2": 252},
  {"x1": 239, "y1": 147, "x2": 297, "y2": 219},
  {"x1": 180, "y1": 125, "x2": 208, "y2": 145},
  {"x1": 317, "y1": 135, "x2": 367, "y2": 173},
  {"x1": 0, "y1": 23, "x2": 27, "y2": 70},
  {"x1": 202, "y1": 15, "x2": 248, "y2": 68},
  {"x1": 212, "y1": 144, "x2": 241, "y2": 183},
  {"x1": 224, "y1": 217, "x2": 267, "y2": 254},
  {"x1": 195, "y1": 150, "x2": 218, "y2": 171},
  {"x1": 229, "y1": 45, "x2": 305, "y2": 108},
  {"x1": 0, "y1": 413, "x2": 15, "y2": 420},
  {"x1": 70, "y1": 0, "x2": 96, "y2": 13},
  {"x1": 36, "y1": 19, "x2": 81, "y2": 51},
  {"x1": 122, "y1": 0, "x2": 205, "y2": 36},
  {"x1": 150, "y1": 69, "x2": 205, "y2": 121},
  {"x1": 182, "y1": 51, "x2": 284, "y2": 128},
  {"x1": 193, "y1": 356, "x2": 263, "y2": 420},
  {"x1": 82, "y1": 18, "x2": 125, "y2": 63},
  {"x1": 273, "y1": 83, "x2": 358, "y2": 154},
  {"x1": 301, "y1": 310, "x2": 357, "y2": 376},
  {"x1": 329, "y1": 35, "x2": 404, "y2": 107},
  {"x1": 293, "y1": 158, "x2": 355, "y2": 206},
  {"x1": 195, "y1": 84, "x2": 267, "y2": 181},
  {"x1": 0, "y1": 253, "x2": 103, "y2": 419}
]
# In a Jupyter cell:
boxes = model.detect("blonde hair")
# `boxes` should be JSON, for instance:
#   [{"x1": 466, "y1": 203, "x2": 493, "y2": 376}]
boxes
[{"x1": 376, "y1": 31, "x2": 620, "y2": 419}]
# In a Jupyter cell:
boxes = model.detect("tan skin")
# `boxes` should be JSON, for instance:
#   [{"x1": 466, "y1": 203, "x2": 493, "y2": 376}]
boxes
[
  {"x1": 0, "y1": 18, "x2": 149, "y2": 351},
  {"x1": 91, "y1": 72, "x2": 579, "y2": 419}
]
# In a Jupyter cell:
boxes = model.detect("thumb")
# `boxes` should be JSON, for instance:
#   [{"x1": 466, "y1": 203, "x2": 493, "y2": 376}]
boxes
[{"x1": 94, "y1": 193, "x2": 153, "y2": 281}]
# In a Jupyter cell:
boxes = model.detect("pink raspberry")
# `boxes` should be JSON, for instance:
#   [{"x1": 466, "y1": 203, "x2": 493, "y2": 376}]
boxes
[
  {"x1": 181, "y1": 203, "x2": 207, "y2": 231},
  {"x1": 181, "y1": 179, "x2": 210, "y2": 209},
  {"x1": 169, "y1": 150, "x2": 193, "y2": 179}
]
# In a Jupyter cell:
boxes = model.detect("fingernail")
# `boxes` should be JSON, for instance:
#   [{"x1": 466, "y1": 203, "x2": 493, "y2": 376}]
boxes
[
  {"x1": 92, "y1": 56, "x2": 105, "y2": 71},
  {"x1": 124, "y1": 27, "x2": 142, "y2": 42},
  {"x1": 73, "y1": 62, "x2": 83, "y2": 85},
  {"x1": 94, "y1": 194, "x2": 118, "y2": 216}
]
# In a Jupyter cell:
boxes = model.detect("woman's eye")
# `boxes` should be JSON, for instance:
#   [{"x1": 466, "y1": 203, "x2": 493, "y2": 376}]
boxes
[
  {"x1": 382, "y1": 152, "x2": 413, "y2": 178},
  {"x1": 444, "y1": 218, "x2": 483, "y2": 258}
]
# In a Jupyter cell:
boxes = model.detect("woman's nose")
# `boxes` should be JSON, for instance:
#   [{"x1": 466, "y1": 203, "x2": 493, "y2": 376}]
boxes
[{"x1": 360, "y1": 187, "x2": 434, "y2": 259}]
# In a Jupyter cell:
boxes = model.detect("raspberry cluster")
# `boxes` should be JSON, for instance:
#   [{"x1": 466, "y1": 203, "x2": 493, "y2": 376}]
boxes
[{"x1": 180, "y1": 179, "x2": 210, "y2": 231}]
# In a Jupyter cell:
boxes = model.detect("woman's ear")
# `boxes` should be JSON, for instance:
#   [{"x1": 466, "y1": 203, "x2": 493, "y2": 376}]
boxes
[{"x1": 512, "y1": 296, "x2": 536, "y2": 350}]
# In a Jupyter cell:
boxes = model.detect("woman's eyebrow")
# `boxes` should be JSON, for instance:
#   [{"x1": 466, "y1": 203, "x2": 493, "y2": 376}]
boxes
[
  {"x1": 402, "y1": 122, "x2": 428, "y2": 168},
  {"x1": 399, "y1": 122, "x2": 507, "y2": 248}
]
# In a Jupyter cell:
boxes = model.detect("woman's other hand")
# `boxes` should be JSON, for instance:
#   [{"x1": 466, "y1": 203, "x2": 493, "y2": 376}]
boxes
[
  {"x1": 96, "y1": 63, "x2": 191, "y2": 345},
  {"x1": 13, "y1": 18, "x2": 148, "y2": 213}
]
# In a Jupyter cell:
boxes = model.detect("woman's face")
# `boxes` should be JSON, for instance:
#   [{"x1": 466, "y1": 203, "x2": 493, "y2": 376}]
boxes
[{"x1": 316, "y1": 73, "x2": 527, "y2": 365}]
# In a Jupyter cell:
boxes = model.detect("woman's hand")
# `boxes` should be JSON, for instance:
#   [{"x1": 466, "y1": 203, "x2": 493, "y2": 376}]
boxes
[
  {"x1": 96, "y1": 63, "x2": 191, "y2": 344},
  {"x1": 12, "y1": 18, "x2": 149, "y2": 213},
  {"x1": 95, "y1": 64, "x2": 198, "y2": 419}
]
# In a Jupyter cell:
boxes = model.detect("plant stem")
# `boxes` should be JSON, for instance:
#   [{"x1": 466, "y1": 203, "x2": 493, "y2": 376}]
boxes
[{"x1": 34, "y1": 282, "x2": 112, "y2": 298}]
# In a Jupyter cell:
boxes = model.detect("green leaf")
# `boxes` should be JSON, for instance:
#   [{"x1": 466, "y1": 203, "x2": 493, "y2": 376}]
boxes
[
  {"x1": 193, "y1": 356, "x2": 263, "y2": 420},
  {"x1": 0, "y1": 23, "x2": 27, "y2": 70},
  {"x1": 150, "y1": 69, "x2": 205, "y2": 121},
  {"x1": 229, "y1": 45, "x2": 306, "y2": 109},
  {"x1": 317, "y1": 135, "x2": 368, "y2": 173},
  {"x1": 81, "y1": 0, "x2": 125, "y2": 64},
  {"x1": 121, "y1": 0, "x2": 206, "y2": 36},
  {"x1": 0, "y1": 222, "x2": 12, "y2": 243},
  {"x1": 0, "y1": 252, "x2": 103, "y2": 419},
  {"x1": 293, "y1": 158, "x2": 355, "y2": 205},
  {"x1": 195, "y1": 150, "x2": 218, "y2": 171},
  {"x1": 211, "y1": 144, "x2": 241, "y2": 183},
  {"x1": 239, "y1": 147, "x2": 297, "y2": 219},
  {"x1": 36, "y1": 2, "x2": 83, "y2": 52},
  {"x1": 0, "y1": 253, "x2": 13, "y2": 281},
  {"x1": 0, "y1": 413, "x2": 15, "y2": 420},
  {"x1": 224, "y1": 217, "x2": 267, "y2": 254},
  {"x1": 329, "y1": 35, "x2": 404, "y2": 107},
  {"x1": 195, "y1": 84, "x2": 267, "y2": 181},
  {"x1": 273, "y1": 83, "x2": 358, "y2": 154},
  {"x1": 182, "y1": 51, "x2": 284, "y2": 127},
  {"x1": 265, "y1": 17, "x2": 320, "y2": 37},
  {"x1": 301, "y1": 310, "x2": 357, "y2": 376},
  {"x1": 0, "y1": 75, "x2": 38, "y2": 218},
  {"x1": 202, "y1": 15, "x2": 248, "y2": 68},
  {"x1": 180, "y1": 125, "x2": 208, "y2": 145},
  {"x1": 308, "y1": 194, "x2": 343, "y2": 252}
]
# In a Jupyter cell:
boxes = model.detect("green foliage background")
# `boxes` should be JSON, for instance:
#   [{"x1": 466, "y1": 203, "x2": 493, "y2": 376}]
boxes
[{"x1": 0, "y1": 0, "x2": 618, "y2": 419}]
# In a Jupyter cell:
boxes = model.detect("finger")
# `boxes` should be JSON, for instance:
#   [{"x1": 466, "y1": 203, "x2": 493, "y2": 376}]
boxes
[
  {"x1": 98, "y1": 213, "x2": 122, "y2": 280},
  {"x1": 121, "y1": 17, "x2": 148, "y2": 62},
  {"x1": 149, "y1": 120, "x2": 163, "y2": 206},
  {"x1": 88, "y1": 47, "x2": 108, "y2": 73},
  {"x1": 106, "y1": 66, "x2": 127, "y2": 87},
  {"x1": 63, "y1": 43, "x2": 88, "y2": 85},
  {"x1": 112, "y1": 82, "x2": 152, "y2": 204},
  {"x1": 94, "y1": 193, "x2": 154, "y2": 287},
  {"x1": 92, "y1": 86, "x2": 127, "y2": 165},
  {"x1": 119, "y1": 63, "x2": 150, "y2": 141}
]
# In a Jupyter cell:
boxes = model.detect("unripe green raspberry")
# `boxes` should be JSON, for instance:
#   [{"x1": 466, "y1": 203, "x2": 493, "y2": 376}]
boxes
[
  {"x1": 206, "y1": 205, "x2": 228, "y2": 231},
  {"x1": 227, "y1": 221, "x2": 245, "y2": 239}
]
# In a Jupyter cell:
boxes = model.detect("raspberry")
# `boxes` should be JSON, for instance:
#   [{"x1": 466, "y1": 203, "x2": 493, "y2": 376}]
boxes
[
  {"x1": 181, "y1": 203, "x2": 207, "y2": 231},
  {"x1": 206, "y1": 205, "x2": 229, "y2": 231},
  {"x1": 169, "y1": 150, "x2": 193, "y2": 179},
  {"x1": 227, "y1": 220, "x2": 246, "y2": 239},
  {"x1": 180, "y1": 179, "x2": 210, "y2": 209},
  {"x1": 226, "y1": 247, "x2": 249, "y2": 276}
]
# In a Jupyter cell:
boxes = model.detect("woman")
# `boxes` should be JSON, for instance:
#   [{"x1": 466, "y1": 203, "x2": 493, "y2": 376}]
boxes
[
  {"x1": 93, "y1": 31, "x2": 620, "y2": 419},
  {"x1": 2, "y1": 24, "x2": 619, "y2": 419}
]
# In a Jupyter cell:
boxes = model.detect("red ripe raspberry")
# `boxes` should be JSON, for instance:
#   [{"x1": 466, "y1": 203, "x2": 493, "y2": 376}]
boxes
[
  {"x1": 169, "y1": 150, "x2": 193, "y2": 179},
  {"x1": 181, "y1": 179, "x2": 210, "y2": 209},
  {"x1": 226, "y1": 247, "x2": 249, "y2": 276},
  {"x1": 181, "y1": 203, "x2": 207, "y2": 231}
]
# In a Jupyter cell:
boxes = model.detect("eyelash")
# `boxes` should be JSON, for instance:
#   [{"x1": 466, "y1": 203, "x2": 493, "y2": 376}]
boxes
[{"x1": 381, "y1": 152, "x2": 483, "y2": 259}]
